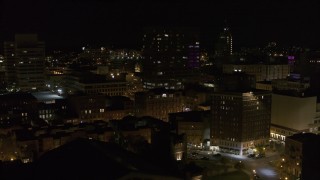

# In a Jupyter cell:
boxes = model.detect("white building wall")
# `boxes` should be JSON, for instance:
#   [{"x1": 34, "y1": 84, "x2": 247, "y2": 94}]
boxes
[{"x1": 271, "y1": 94, "x2": 317, "y2": 131}]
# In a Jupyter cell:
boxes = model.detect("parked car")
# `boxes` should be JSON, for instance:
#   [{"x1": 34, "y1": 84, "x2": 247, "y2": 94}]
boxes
[
  {"x1": 191, "y1": 152, "x2": 199, "y2": 156},
  {"x1": 200, "y1": 157, "x2": 209, "y2": 160},
  {"x1": 247, "y1": 154, "x2": 255, "y2": 158},
  {"x1": 255, "y1": 154, "x2": 265, "y2": 159},
  {"x1": 213, "y1": 153, "x2": 222, "y2": 157},
  {"x1": 254, "y1": 174, "x2": 261, "y2": 179}
]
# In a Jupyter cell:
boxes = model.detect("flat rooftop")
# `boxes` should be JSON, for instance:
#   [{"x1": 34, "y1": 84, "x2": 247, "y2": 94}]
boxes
[{"x1": 31, "y1": 91, "x2": 64, "y2": 102}]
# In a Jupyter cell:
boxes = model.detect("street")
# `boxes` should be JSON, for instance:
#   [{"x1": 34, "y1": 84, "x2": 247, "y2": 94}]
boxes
[{"x1": 189, "y1": 148, "x2": 281, "y2": 180}]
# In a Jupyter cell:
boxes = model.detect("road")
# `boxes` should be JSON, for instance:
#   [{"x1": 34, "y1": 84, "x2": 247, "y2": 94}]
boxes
[
  {"x1": 228, "y1": 152, "x2": 280, "y2": 180},
  {"x1": 190, "y1": 149, "x2": 281, "y2": 180}
]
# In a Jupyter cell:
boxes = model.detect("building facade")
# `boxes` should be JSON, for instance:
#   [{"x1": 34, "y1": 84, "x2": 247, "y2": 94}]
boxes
[
  {"x1": 141, "y1": 27, "x2": 199, "y2": 90},
  {"x1": 223, "y1": 64, "x2": 290, "y2": 81},
  {"x1": 64, "y1": 71, "x2": 127, "y2": 96},
  {"x1": 271, "y1": 93, "x2": 317, "y2": 142},
  {"x1": 214, "y1": 26, "x2": 233, "y2": 57},
  {"x1": 169, "y1": 111, "x2": 211, "y2": 148},
  {"x1": 67, "y1": 94, "x2": 107, "y2": 123},
  {"x1": 284, "y1": 133, "x2": 320, "y2": 180},
  {"x1": 4, "y1": 34, "x2": 45, "y2": 91},
  {"x1": 211, "y1": 91, "x2": 271, "y2": 155},
  {"x1": 135, "y1": 89, "x2": 185, "y2": 122}
]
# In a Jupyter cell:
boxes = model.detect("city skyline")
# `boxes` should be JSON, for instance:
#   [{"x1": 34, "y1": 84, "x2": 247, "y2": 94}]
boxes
[{"x1": 1, "y1": 0, "x2": 320, "y2": 51}]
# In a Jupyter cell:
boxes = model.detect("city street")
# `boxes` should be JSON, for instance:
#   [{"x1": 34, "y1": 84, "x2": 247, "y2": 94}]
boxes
[
  {"x1": 224, "y1": 151, "x2": 280, "y2": 180},
  {"x1": 189, "y1": 148, "x2": 281, "y2": 180}
]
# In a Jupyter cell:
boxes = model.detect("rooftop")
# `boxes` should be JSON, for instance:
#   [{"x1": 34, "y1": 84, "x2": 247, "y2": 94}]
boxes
[
  {"x1": 31, "y1": 91, "x2": 64, "y2": 102},
  {"x1": 287, "y1": 133, "x2": 320, "y2": 143}
]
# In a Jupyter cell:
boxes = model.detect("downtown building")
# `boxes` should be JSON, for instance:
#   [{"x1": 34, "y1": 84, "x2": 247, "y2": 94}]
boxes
[
  {"x1": 211, "y1": 90, "x2": 271, "y2": 155},
  {"x1": 223, "y1": 64, "x2": 290, "y2": 82},
  {"x1": 64, "y1": 70, "x2": 127, "y2": 96},
  {"x1": 283, "y1": 133, "x2": 320, "y2": 180},
  {"x1": 270, "y1": 92, "x2": 319, "y2": 142},
  {"x1": 141, "y1": 27, "x2": 200, "y2": 90},
  {"x1": 169, "y1": 111, "x2": 211, "y2": 148},
  {"x1": 135, "y1": 88, "x2": 185, "y2": 122},
  {"x1": 213, "y1": 25, "x2": 233, "y2": 69},
  {"x1": 4, "y1": 34, "x2": 45, "y2": 91},
  {"x1": 214, "y1": 26, "x2": 233, "y2": 57}
]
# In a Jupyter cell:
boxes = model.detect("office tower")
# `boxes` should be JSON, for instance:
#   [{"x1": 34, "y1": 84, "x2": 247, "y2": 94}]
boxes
[
  {"x1": 187, "y1": 40, "x2": 200, "y2": 69},
  {"x1": 211, "y1": 90, "x2": 271, "y2": 155},
  {"x1": 141, "y1": 27, "x2": 199, "y2": 89},
  {"x1": 214, "y1": 26, "x2": 233, "y2": 57},
  {"x1": 214, "y1": 25, "x2": 233, "y2": 69},
  {"x1": 4, "y1": 34, "x2": 45, "y2": 91}
]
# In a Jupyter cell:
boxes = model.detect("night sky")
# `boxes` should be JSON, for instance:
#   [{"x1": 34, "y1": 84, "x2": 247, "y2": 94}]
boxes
[{"x1": 1, "y1": 0, "x2": 320, "y2": 52}]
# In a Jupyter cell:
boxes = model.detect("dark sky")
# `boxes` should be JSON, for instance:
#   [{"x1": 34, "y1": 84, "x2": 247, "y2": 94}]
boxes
[{"x1": 1, "y1": 0, "x2": 320, "y2": 52}]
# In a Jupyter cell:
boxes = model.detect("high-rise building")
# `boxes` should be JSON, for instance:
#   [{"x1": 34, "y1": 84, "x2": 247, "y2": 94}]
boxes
[
  {"x1": 214, "y1": 26, "x2": 233, "y2": 57},
  {"x1": 211, "y1": 90, "x2": 271, "y2": 155},
  {"x1": 187, "y1": 40, "x2": 200, "y2": 69},
  {"x1": 141, "y1": 27, "x2": 199, "y2": 90},
  {"x1": 213, "y1": 25, "x2": 233, "y2": 69},
  {"x1": 4, "y1": 34, "x2": 45, "y2": 91}
]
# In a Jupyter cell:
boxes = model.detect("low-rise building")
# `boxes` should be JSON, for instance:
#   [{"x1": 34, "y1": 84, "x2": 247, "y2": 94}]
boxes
[
  {"x1": 284, "y1": 133, "x2": 320, "y2": 180},
  {"x1": 271, "y1": 93, "x2": 317, "y2": 142},
  {"x1": 169, "y1": 111, "x2": 211, "y2": 147},
  {"x1": 223, "y1": 64, "x2": 290, "y2": 81},
  {"x1": 135, "y1": 89, "x2": 185, "y2": 122},
  {"x1": 65, "y1": 71, "x2": 127, "y2": 96},
  {"x1": 105, "y1": 96, "x2": 134, "y2": 120},
  {"x1": 67, "y1": 94, "x2": 107, "y2": 123}
]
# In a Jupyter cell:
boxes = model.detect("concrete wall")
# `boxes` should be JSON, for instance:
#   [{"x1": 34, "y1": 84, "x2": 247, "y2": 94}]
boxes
[{"x1": 271, "y1": 94, "x2": 316, "y2": 131}]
